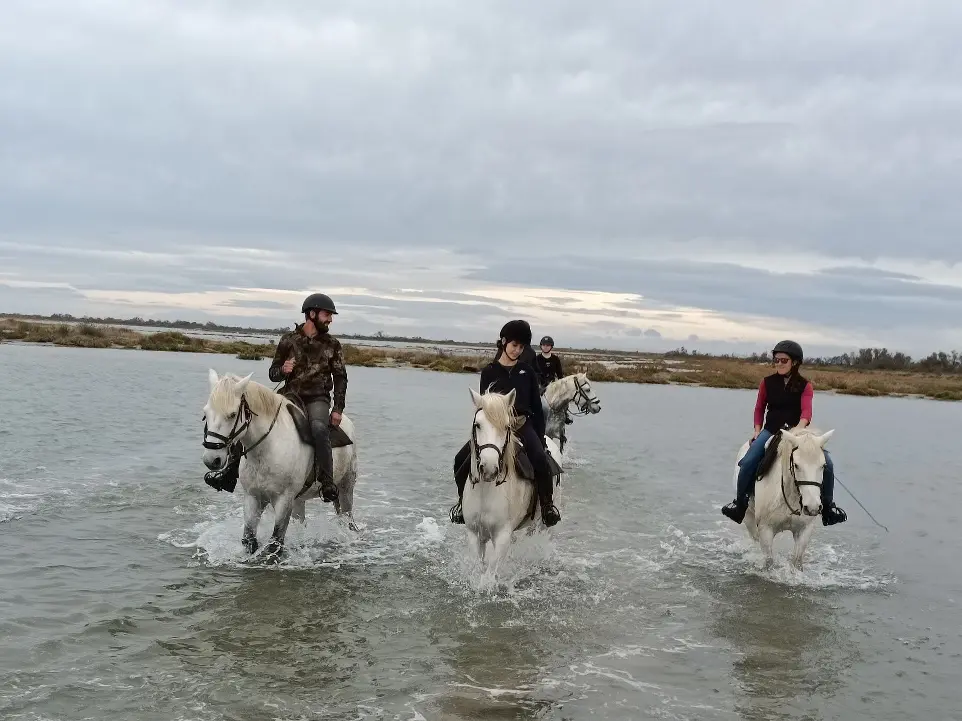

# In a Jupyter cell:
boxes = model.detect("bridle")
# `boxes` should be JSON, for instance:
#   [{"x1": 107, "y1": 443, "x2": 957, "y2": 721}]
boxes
[
  {"x1": 566, "y1": 376, "x2": 600, "y2": 416},
  {"x1": 202, "y1": 394, "x2": 283, "y2": 461},
  {"x1": 469, "y1": 410, "x2": 512, "y2": 486},
  {"x1": 782, "y1": 447, "x2": 824, "y2": 516}
]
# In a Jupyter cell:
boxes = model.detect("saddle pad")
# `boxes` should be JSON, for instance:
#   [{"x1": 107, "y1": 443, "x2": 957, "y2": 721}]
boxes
[{"x1": 285, "y1": 403, "x2": 353, "y2": 448}]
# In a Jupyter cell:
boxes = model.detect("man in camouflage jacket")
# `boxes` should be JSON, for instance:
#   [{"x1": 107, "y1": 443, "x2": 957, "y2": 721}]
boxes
[{"x1": 269, "y1": 292, "x2": 347, "y2": 503}]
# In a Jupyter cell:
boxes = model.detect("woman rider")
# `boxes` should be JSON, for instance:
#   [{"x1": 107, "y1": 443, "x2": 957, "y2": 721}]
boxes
[
  {"x1": 449, "y1": 319, "x2": 561, "y2": 527},
  {"x1": 721, "y1": 340, "x2": 847, "y2": 526}
]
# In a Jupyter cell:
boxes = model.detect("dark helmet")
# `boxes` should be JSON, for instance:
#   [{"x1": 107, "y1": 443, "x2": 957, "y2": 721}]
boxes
[
  {"x1": 301, "y1": 293, "x2": 337, "y2": 315},
  {"x1": 540, "y1": 335, "x2": 554, "y2": 347},
  {"x1": 772, "y1": 339, "x2": 803, "y2": 363},
  {"x1": 499, "y1": 319, "x2": 532, "y2": 346}
]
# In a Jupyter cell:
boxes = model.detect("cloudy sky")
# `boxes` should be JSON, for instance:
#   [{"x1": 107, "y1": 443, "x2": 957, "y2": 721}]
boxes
[{"x1": 2, "y1": 0, "x2": 961, "y2": 355}]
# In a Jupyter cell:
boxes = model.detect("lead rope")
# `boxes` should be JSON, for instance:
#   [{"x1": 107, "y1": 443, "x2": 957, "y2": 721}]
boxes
[{"x1": 834, "y1": 473, "x2": 889, "y2": 532}]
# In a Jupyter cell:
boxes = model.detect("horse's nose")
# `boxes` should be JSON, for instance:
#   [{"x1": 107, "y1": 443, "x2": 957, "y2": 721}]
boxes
[{"x1": 204, "y1": 456, "x2": 222, "y2": 470}]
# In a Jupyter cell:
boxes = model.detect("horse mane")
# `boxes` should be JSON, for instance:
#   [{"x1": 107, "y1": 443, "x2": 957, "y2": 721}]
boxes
[
  {"x1": 544, "y1": 373, "x2": 585, "y2": 410},
  {"x1": 210, "y1": 374, "x2": 285, "y2": 417}
]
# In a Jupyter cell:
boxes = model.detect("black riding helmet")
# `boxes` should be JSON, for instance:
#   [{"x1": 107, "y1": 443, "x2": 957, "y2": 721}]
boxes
[
  {"x1": 500, "y1": 319, "x2": 532, "y2": 347},
  {"x1": 540, "y1": 335, "x2": 554, "y2": 347},
  {"x1": 301, "y1": 293, "x2": 338, "y2": 315},
  {"x1": 772, "y1": 339, "x2": 803, "y2": 363}
]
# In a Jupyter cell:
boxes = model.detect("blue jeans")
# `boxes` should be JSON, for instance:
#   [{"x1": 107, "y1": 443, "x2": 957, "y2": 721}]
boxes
[{"x1": 735, "y1": 429, "x2": 835, "y2": 505}]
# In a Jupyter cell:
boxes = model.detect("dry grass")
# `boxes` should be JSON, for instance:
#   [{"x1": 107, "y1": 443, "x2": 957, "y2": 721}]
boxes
[{"x1": 5, "y1": 318, "x2": 962, "y2": 401}]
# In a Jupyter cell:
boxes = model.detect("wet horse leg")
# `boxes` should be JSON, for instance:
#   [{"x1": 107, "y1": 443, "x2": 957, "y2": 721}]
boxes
[
  {"x1": 264, "y1": 493, "x2": 295, "y2": 560},
  {"x1": 242, "y1": 494, "x2": 265, "y2": 554}
]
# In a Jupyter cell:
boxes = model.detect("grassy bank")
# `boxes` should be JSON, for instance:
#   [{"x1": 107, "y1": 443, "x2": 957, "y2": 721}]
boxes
[{"x1": 4, "y1": 318, "x2": 962, "y2": 401}]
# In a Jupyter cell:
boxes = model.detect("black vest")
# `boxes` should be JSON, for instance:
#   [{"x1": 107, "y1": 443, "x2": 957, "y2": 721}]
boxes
[{"x1": 763, "y1": 373, "x2": 807, "y2": 433}]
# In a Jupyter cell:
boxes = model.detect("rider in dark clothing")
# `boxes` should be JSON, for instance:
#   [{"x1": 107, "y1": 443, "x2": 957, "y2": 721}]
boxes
[
  {"x1": 535, "y1": 335, "x2": 564, "y2": 390},
  {"x1": 450, "y1": 320, "x2": 561, "y2": 527}
]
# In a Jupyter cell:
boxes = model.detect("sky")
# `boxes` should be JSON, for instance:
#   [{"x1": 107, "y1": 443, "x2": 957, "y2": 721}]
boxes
[{"x1": 2, "y1": 0, "x2": 962, "y2": 356}]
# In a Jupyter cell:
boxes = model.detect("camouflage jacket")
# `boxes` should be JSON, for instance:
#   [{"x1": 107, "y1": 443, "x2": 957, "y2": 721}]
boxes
[{"x1": 268, "y1": 324, "x2": 348, "y2": 411}]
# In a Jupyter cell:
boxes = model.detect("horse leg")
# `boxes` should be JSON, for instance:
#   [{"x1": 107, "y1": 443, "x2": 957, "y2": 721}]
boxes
[
  {"x1": 744, "y1": 506, "x2": 759, "y2": 541},
  {"x1": 242, "y1": 494, "x2": 265, "y2": 555},
  {"x1": 488, "y1": 528, "x2": 513, "y2": 571},
  {"x1": 790, "y1": 522, "x2": 817, "y2": 571},
  {"x1": 264, "y1": 494, "x2": 295, "y2": 561},
  {"x1": 335, "y1": 453, "x2": 359, "y2": 532},
  {"x1": 758, "y1": 524, "x2": 776, "y2": 570},
  {"x1": 292, "y1": 497, "x2": 307, "y2": 523}
]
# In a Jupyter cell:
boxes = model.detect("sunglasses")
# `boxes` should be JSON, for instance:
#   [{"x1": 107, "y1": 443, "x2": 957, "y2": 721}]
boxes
[{"x1": 773, "y1": 357, "x2": 793, "y2": 365}]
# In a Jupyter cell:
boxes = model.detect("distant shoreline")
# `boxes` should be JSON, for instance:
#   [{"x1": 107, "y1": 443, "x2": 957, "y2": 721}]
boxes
[{"x1": 3, "y1": 317, "x2": 962, "y2": 402}]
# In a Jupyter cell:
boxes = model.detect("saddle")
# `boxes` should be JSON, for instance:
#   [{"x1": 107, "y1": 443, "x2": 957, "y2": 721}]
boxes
[
  {"x1": 754, "y1": 429, "x2": 782, "y2": 482},
  {"x1": 453, "y1": 438, "x2": 562, "y2": 487},
  {"x1": 285, "y1": 396, "x2": 353, "y2": 448}
]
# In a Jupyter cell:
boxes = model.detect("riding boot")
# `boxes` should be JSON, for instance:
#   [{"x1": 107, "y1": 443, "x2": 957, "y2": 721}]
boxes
[
  {"x1": 820, "y1": 450, "x2": 846, "y2": 526},
  {"x1": 314, "y1": 437, "x2": 337, "y2": 503},
  {"x1": 537, "y1": 475, "x2": 560, "y2": 527},
  {"x1": 721, "y1": 496, "x2": 749, "y2": 524},
  {"x1": 449, "y1": 441, "x2": 470, "y2": 523}
]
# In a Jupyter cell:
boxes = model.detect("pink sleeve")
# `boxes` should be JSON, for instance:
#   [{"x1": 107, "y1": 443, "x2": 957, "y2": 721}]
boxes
[
  {"x1": 800, "y1": 382, "x2": 813, "y2": 421},
  {"x1": 753, "y1": 379, "x2": 767, "y2": 427}
]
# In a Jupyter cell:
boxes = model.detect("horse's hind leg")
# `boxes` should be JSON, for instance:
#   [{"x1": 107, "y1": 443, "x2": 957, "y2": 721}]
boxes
[
  {"x1": 335, "y1": 455, "x2": 359, "y2": 532},
  {"x1": 242, "y1": 494, "x2": 265, "y2": 555}
]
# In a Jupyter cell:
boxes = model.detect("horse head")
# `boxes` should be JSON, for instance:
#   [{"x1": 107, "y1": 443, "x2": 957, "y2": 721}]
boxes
[
  {"x1": 572, "y1": 373, "x2": 601, "y2": 414},
  {"x1": 469, "y1": 388, "x2": 523, "y2": 483},
  {"x1": 781, "y1": 429, "x2": 835, "y2": 517},
  {"x1": 202, "y1": 369, "x2": 254, "y2": 471}
]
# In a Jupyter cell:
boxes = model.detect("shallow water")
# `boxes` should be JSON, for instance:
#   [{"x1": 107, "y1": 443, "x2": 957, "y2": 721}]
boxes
[{"x1": 0, "y1": 342, "x2": 959, "y2": 720}]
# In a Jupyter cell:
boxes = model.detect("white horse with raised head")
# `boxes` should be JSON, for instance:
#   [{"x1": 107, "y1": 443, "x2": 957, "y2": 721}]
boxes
[
  {"x1": 541, "y1": 372, "x2": 601, "y2": 452},
  {"x1": 735, "y1": 426, "x2": 834, "y2": 570},
  {"x1": 201, "y1": 370, "x2": 359, "y2": 559},
  {"x1": 461, "y1": 388, "x2": 563, "y2": 569}
]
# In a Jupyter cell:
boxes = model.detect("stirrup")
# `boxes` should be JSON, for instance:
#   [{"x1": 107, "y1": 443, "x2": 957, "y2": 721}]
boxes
[
  {"x1": 541, "y1": 503, "x2": 561, "y2": 527},
  {"x1": 449, "y1": 501, "x2": 464, "y2": 524},
  {"x1": 822, "y1": 503, "x2": 847, "y2": 526}
]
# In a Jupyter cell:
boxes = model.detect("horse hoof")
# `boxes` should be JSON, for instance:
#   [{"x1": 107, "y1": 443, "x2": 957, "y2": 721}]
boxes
[
  {"x1": 242, "y1": 537, "x2": 258, "y2": 555},
  {"x1": 263, "y1": 541, "x2": 283, "y2": 561},
  {"x1": 348, "y1": 521, "x2": 359, "y2": 533}
]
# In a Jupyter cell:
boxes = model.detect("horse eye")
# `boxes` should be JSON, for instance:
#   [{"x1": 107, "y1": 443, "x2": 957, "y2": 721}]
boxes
[
  {"x1": 474, "y1": 422, "x2": 481, "y2": 429},
  {"x1": 228, "y1": 412, "x2": 237, "y2": 419}
]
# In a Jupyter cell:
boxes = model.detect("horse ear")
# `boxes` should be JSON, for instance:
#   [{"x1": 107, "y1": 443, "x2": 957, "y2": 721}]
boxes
[
  {"x1": 816, "y1": 429, "x2": 835, "y2": 447},
  {"x1": 504, "y1": 388, "x2": 516, "y2": 407},
  {"x1": 781, "y1": 430, "x2": 800, "y2": 446},
  {"x1": 235, "y1": 372, "x2": 253, "y2": 394},
  {"x1": 208, "y1": 368, "x2": 219, "y2": 392},
  {"x1": 470, "y1": 389, "x2": 483, "y2": 408}
]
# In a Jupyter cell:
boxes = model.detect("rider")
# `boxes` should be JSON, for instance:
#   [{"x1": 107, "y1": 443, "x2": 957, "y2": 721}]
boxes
[
  {"x1": 450, "y1": 319, "x2": 561, "y2": 527},
  {"x1": 268, "y1": 292, "x2": 347, "y2": 504},
  {"x1": 535, "y1": 335, "x2": 564, "y2": 390},
  {"x1": 721, "y1": 340, "x2": 847, "y2": 526}
]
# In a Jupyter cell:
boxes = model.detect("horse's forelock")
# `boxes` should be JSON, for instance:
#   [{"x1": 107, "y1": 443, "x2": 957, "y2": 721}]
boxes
[
  {"x1": 477, "y1": 392, "x2": 517, "y2": 434},
  {"x1": 779, "y1": 426, "x2": 826, "y2": 463}
]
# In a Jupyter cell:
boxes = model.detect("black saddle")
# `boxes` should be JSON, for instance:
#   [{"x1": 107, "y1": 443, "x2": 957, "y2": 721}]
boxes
[
  {"x1": 285, "y1": 399, "x2": 353, "y2": 448},
  {"x1": 754, "y1": 430, "x2": 782, "y2": 482},
  {"x1": 453, "y1": 438, "x2": 562, "y2": 487}
]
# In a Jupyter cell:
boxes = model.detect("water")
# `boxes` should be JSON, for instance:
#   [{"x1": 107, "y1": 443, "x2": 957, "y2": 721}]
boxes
[{"x1": 0, "y1": 343, "x2": 959, "y2": 720}]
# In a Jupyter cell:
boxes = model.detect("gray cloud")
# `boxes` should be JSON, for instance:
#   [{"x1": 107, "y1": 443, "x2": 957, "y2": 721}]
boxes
[{"x1": 1, "y1": 1, "x2": 961, "y2": 354}]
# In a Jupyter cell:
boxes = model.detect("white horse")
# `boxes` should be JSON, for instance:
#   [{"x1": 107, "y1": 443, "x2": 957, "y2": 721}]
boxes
[
  {"x1": 461, "y1": 388, "x2": 563, "y2": 569},
  {"x1": 734, "y1": 427, "x2": 835, "y2": 570},
  {"x1": 201, "y1": 370, "x2": 359, "y2": 558},
  {"x1": 541, "y1": 372, "x2": 601, "y2": 452}
]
